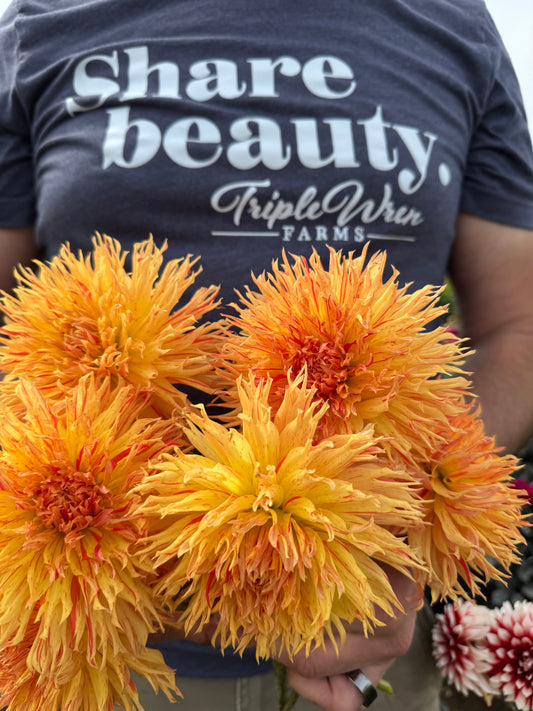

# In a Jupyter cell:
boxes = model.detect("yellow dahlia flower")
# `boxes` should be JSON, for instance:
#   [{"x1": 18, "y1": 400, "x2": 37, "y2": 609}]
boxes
[
  {"x1": 0, "y1": 376, "x2": 181, "y2": 711},
  {"x1": 406, "y1": 406, "x2": 525, "y2": 602},
  {"x1": 0, "y1": 233, "x2": 224, "y2": 424},
  {"x1": 0, "y1": 615, "x2": 181, "y2": 711},
  {"x1": 138, "y1": 371, "x2": 423, "y2": 660},
  {"x1": 217, "y1": 246, "x2": 470, "y2": 462}
]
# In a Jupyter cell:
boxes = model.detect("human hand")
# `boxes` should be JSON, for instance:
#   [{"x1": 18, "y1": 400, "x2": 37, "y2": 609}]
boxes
[{"x1": 275, "y1": 567, "x2": 422, "y2": 711}]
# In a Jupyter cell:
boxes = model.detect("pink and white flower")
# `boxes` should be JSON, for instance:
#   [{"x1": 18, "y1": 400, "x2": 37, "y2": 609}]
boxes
[
  {"x1": 432, "y1": 599, "x2": 496, "y2": 700},
  {"x1": 486, "y1": 600, "x2": 533, "y2": 711}
]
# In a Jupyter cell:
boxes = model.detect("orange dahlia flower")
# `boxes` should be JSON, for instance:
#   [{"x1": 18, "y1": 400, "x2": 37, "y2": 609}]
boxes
[
  {"x1": 406, "y1": 406, "x2": 525, "y2": 601},
  {"x1": 0, "y1": 234, "x2": 224, "y2": 424},
  {"x1": 0, "y1": 614, "x2": 178, "y2": 711},
  {"x1": 137, "y1": 371, "x2": 423, "y2": 660},
  {"x1": 0, "y1": 376, "x2": 181, "y2": 711},
  {"x1": 216, "y1": 246, "x2": 470, "y2": 463}
]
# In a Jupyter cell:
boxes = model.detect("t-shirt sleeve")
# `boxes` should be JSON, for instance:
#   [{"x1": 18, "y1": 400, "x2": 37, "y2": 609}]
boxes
[
  {"x1": 460, "y1": 11, "x2": 533, "y2": 229},
  {"x1": 0, "y1": 2, "x2": 36, "y2": 228}
]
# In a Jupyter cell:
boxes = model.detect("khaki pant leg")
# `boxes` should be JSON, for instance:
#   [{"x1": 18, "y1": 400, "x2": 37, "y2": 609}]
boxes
[
  {"x1": 124, "y1": 605, "x2": 441, "y2": 711},
  {"x1": 124, "y1": 671, "x2": 281, "y2": 711}
]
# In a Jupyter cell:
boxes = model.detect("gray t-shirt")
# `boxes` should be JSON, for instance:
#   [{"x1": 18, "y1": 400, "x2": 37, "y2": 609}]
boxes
[
  {"x1": 0, "y1": 0, "x2": 532, "y2": 678},
  {"x1": 1, "y1": 0, "x2": 533, "y2": 306}
]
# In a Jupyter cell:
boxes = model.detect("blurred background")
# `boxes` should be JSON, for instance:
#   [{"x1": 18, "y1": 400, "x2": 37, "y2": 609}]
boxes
[
  {"x1": 485, "y1": 0, "x2": 533, "y2": 130},
  {"x1": 0, "y1": 0, "x2": 531, "y2": 134}
]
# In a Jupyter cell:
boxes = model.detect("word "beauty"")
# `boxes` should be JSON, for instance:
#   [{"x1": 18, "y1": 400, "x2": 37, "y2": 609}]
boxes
[{"x1": 65, "y1": 47, "x2": 443, "y2": 194}]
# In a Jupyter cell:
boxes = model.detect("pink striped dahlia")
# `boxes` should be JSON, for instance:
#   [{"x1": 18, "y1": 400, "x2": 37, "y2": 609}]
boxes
[
  {"x1": 432, "y1": 600, "x2": 496, "y2": 700},
  {"x1": 486, "y1": 601, "x2": 533, "y2": 711}
]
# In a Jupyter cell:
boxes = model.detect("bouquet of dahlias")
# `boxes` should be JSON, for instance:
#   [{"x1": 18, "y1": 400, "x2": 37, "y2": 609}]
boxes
[
  {"x1": 433, "y1": 599, "x2": 533, "y2": 711},
  {"x1": 0, "y1": 236, "x2": 527, "y2": 711},
  {"x1": 133, "y1": 244, "x2": 525, "y2": 709},
  {"x1": 135, "y1": 245, "x2": 525, "y2": 661},
  {"x1": 211, "y1": 245, "x2": 525, "y2": 603}
]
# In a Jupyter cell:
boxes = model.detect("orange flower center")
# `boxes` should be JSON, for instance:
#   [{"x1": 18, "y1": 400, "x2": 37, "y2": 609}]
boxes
[
  {"x1": 63, "y1": 318, "x2": 130, "y2": 377},
  {"x1": 291, "y1": 335, "x2": 351, "y2": 401},
  {"x1": 30, "y1": 468, "x2": 114, "y2": 533}
]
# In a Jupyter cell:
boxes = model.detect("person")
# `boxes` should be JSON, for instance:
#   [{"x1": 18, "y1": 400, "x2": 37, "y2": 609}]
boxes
[{"x1": 1, "y1": 0, "x2": 532, "y2": 709}]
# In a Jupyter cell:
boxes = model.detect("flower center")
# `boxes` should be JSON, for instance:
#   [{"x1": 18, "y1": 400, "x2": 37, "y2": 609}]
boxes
[
  {"x1": 253, "y1": 464, "x2": 284, "y2": 511},
  {"x1": 62, "y1": 311, "x2": 136, "y2": 379},
  {"x1": 291, "y1": 335, "x2": 351, "y2": 400},
  {"x1": 30, "y1": 468, "x2": 114, "y2": 534},
  {"x1": 433, "y1": 464, "x2": 455, "y2": 490},
  {"x1": 517, "y1": 647, "x2": 533, "y2": 678}
]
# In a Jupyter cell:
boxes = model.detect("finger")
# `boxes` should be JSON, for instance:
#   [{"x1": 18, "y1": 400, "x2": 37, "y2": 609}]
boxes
[
  {"x1": 345, "y1": 670, "x2": 378, "y2": 708},
  {"x1": 286, "y1": 663, "x2": 386, "y2": 711},
  {"x1": 276, "y1": 606, "x2": 417, "y2": 678}
]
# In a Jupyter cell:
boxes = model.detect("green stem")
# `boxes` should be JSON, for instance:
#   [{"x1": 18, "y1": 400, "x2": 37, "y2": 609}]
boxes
[
  {"x1": 280, "y1": 689, "x2": 300, "y2": 711},
  {"x1": 273, "y1": 661, "x2": 300, "y2": 711}
]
